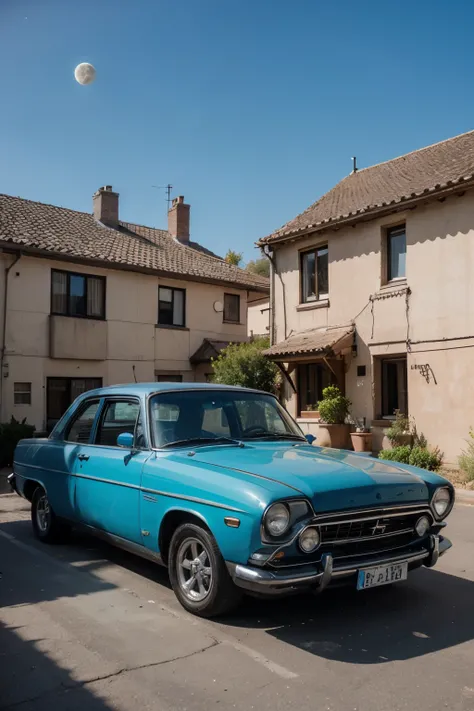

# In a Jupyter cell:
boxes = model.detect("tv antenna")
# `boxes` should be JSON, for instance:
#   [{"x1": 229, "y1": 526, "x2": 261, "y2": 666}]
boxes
[{"x1": 152, "y1": 183, "x2": 173, "y2": 211}]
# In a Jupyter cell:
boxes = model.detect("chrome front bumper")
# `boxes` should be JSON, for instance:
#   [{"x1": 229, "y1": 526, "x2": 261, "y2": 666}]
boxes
[{"x1": 228, "y1": 535, "x2": 452, "y2": 596}]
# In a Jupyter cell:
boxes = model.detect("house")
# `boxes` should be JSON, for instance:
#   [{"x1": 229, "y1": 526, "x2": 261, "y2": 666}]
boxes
[
  {"x1": 0, "y1": 187, "x2": 269, "y2": 432},
  {"x1": 258, "y1": 129, "x2": 474, "y2": 464}
]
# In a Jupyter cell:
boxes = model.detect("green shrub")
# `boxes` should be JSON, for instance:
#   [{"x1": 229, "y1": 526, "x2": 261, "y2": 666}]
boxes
[
  {"x1": 458, "y1": 428, "x2": 474, "y2": 482},
  {"x1": 378, "y1": 444, "x2": 443, "y2": 471},
  {"x1": 378, "y1": 445, "x2": 412, "y2": 464},
  {"x1": 409, "y1": 446, "x2": 443, "y2": 472},
  {"x1": 0, "y1": 416, "x2": 35, "y2": 467},
  {"x1": 411, "y1": 422, "x2": 428, "y2": 449},
  {"x1": 385, "y1": 411, "x2": 410, "y2": 446},
  {"x1": 317, "y1": 386, "x2": 351, "y2": 425},
  {"x1": 211, "y1": 337, "x2": 280, "y2": 394}
]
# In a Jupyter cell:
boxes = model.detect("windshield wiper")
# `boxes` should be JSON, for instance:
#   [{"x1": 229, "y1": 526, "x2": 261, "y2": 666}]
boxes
[
  {"x1": 242, "y1": 433, "x2": 306, "y2": 442},
  {"x1": 161, "y1": 436, "x2": 243, "y2": 449}
]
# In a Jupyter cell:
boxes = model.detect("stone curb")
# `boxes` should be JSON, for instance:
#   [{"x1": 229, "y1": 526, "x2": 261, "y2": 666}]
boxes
[{"x1": 455, "y1": 488, "x2": 474, "y2": 504}]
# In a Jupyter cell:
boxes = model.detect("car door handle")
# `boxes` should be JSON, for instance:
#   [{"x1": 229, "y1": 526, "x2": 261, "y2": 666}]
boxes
[{"x1": 77, "y1": 454, "x2": 90, "y2": 462}]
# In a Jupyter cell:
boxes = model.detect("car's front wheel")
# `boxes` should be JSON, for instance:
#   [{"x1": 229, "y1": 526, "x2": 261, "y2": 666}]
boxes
[
  {"x1": 31, "y1": 487, "x2": 69, "y2": 543},
  {"x1": 168, "y1": 522, "x2": 241, "y2": 618}
]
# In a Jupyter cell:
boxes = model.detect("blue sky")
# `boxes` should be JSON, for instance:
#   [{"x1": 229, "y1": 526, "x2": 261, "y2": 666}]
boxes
[{"x1": 1, "y1": 0, "x2": 473, "y2": 262}]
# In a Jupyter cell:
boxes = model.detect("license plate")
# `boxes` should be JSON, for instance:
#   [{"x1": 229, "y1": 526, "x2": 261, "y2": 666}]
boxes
[{"x1": 357, "y1": 562, "x2": 408, "y2": 590}]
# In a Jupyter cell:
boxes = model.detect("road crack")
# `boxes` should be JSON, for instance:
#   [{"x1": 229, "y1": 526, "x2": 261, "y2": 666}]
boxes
[{"x1": 0, "y1": 639, "x2": 221, "y2": 710}]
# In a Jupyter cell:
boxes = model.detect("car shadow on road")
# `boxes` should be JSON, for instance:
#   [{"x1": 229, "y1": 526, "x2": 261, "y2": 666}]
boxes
[
  {"x1": 0, "y1": 517, "x2": 172, "y2": 601},
  {"x1": 0, "y1": 621, "x2": 121, "y2": 711},
  {"x1": 219, "y1": 567, "x2": 474, "y2": 664},
  {"x1": 3, "y1": 516, "x2": 474, "y2": 667},
  {"x1": 0, "y1": 520, "x2": 131, "y2": 710}
]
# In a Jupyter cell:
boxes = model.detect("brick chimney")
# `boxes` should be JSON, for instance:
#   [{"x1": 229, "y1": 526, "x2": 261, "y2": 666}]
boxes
[
  {"x1": 93, "y1": 186, "x2": 119, "y2": 226},
  {"x1": 168, "y1": 196, "x2": 190, "y2": 243}
]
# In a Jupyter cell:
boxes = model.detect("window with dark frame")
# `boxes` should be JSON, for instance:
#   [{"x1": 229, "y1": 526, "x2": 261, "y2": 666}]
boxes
[
  {"x1": 51, "y1": 270, "x2": 105, "y2": 319},
  {"x1": 14, "y1": 382, "x2": 31, "y2": 405},
  {"x1": 158, "y1": 287, "x2": 185, "y2": 327},
  {"x1": 387, "y1": 225, "x2": 406, "y2": 281},
  {"x1": 380, "y1": 357, "x2": 408, "y2": 418},
  {"x1": 297, "y1": 363, "x2": 335, "y2": 414},
  {"x1": 46, "y1": 377, "x2": 102, "y2": 432},
  {"x1": 224, "y1": 293, "x2": 240, "y2": 323},
  {"x1": 156, "y1": 374, "x2": 183, "y2": 382},
  {"x1": 300, "y1": 245, "x2": 329, "y2": 303}
]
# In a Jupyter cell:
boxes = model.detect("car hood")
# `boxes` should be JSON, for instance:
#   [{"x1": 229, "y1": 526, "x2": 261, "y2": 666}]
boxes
[{"x1": 191, "y1": 443, "x2": 431, "y2": 513}]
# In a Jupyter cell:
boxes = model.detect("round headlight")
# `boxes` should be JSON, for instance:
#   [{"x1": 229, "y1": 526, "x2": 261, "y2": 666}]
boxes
[
  {"x1": 432, "y1": 488, "x2": 452, "y2": 518},
  {"x1": 299, "y1": 527, "x2": 320, "y2": 553},
  {"x1": 264, "y1": 503, "x2": 290, "y2": 537},
  {"x1": 415, "y1": 516, "x2": 430, "y2": 537}
]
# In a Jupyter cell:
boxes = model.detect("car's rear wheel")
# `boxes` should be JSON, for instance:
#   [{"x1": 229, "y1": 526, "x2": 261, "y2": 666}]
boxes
[
  {"x1": 31, "y1": 487, "x2": 69, "y2": 543},
  {"x1": 168, "y1": 522, "x2": 242, "y2": 618}
]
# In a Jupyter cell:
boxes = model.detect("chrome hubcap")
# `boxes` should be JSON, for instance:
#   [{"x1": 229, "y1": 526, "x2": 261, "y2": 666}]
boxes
[
  {"x1": 177, "y1": 537, "x2": 213, "y2": 602},
  {"x1": 36, "y1": 495, "x2": 50, "y2": 533}
]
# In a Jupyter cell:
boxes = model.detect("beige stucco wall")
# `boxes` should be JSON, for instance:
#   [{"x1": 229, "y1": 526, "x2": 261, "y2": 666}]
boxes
[
  {"x1": 247, "y1": 298, "x2": 270, "y2": 337},
  {"x1": 272, "y1": 189, "x2": 474, "y2": 464},
  {"x1": 50, "y1": 316, "x2": 108, "y2": 360},
  {"x1": 0, "y1": 254, "x2": 261, "y2": 430}
]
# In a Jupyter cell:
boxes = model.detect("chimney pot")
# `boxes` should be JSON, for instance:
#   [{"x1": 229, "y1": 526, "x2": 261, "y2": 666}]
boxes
[
  {"x1": 93, "y1": 185, "x2": 119, "y2": 226},
  {"x1": 168, "y1": 195, "x2": 190, "y2": 243}
]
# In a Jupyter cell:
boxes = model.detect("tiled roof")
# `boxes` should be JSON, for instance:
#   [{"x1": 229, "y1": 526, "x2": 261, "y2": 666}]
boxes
[
  {"x1": 264, "y1": 325, "x2": 354, "y2": 360},
  {"x1": 260, "y1": 130, "x2": 474, "y2": 244},
  {"x1": 190, "y1": 339, "x2": 239, "y2": 364},
  {"x1": 0, "y1": 195, "x2": 269, "y2": 292}
]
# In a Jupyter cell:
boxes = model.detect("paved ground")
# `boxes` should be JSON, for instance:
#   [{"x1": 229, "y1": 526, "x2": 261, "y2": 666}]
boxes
[{"x1": 1, "y1": 493, "x2": 473, "y2": 711}]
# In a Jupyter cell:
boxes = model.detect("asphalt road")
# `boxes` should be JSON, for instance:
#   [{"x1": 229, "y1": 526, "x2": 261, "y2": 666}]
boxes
[{"x1": 1, "y1": 494, "x2": 474, "y2": 711}]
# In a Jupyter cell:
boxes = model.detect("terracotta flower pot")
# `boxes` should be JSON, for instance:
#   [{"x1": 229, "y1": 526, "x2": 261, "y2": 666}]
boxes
[
  {"x1": 316, "y1": 423, "x2": 351, "y2": 449},
  {"x1": 350, "y1": 432, "x2": 373, "y2": 453},
  {"x1": 300, "y1": 410, "x2": 320, "y2": 419}
]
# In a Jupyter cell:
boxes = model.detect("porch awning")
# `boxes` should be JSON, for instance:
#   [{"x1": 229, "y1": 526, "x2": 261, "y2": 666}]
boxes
[
  {"x1": 263, "y1": 325, "x2": 354, "y2": 361},
  {"x1": 190, "y1": 339, "x2": 238, "y2": 364}
]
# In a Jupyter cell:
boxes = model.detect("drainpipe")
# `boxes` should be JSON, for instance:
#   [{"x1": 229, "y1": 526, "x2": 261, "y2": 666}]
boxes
[{"x1": 0, "y1": 251, "x2": 22, "y2": 417}]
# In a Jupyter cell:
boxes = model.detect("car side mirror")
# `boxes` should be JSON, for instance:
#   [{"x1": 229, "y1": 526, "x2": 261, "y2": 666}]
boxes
[
  {"x1": 117, "y1": 432, "x2": 134, "y2": 449},
  {"x1": 305, "y1": 434, "x2": 316, "y2": 445}
]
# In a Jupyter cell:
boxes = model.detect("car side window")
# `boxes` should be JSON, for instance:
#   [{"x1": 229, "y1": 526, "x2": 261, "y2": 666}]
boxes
[
  {"x1": 66, "y1": 401, "x2": 100, "y2": 443},
  {"x1": 95, "y1": 400, "x2": 141, "y2": 447}
]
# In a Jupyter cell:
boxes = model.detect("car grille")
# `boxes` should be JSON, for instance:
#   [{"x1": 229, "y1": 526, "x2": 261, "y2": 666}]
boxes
[
  {"x1": 320, "y1": 511, "x2": 425, "y2": 544},
  {"x1": 316, "y1": 506, "x2": 433, "y2": 560},
  {"x1": 267, "y1": 505, "x2": 433, "y2": 569}
]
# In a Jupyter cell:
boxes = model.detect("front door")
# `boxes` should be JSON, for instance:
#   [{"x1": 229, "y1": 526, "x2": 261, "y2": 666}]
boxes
[{"x1": 72, "y1": 397, "x2": 150, "y2": 545}]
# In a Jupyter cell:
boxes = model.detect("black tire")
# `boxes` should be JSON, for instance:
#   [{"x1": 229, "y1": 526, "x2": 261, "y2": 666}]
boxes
[
  {"x1": 168, "y1": 522, "x2": 242, "y2": 618},
  {"x1": 31, "y1": 487, "x2": 69, "y2": 543}
]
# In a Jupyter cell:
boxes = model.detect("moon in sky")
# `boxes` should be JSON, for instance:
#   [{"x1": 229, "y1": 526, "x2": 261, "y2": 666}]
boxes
[{"x1": 74, "y1": 63, "x2": 96, "y2": 85}]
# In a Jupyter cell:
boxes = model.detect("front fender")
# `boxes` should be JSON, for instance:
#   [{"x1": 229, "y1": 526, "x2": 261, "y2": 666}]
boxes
[
  {"x1": 140, "y1": 453, "x2": 279, "y2": 564},
  {"x1": 141, "y1": 495, "x2": 259, "y2": 565}
]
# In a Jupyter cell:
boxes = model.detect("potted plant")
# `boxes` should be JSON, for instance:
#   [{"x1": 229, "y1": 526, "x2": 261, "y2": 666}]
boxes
[
  {"x1": 300, "y1": 404, "x2": 320, "y2": 419},
  {"x1": 350, "y1": 421, "x2": 373, "y2": 453},
  {"x1": 316, "y1": 386, "x2": 351, "y2": 449}
]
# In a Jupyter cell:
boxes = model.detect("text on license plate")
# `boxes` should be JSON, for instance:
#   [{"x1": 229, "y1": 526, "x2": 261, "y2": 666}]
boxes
[{"x1": 357, "y1": 562, "x2": 408, "y2": 590}]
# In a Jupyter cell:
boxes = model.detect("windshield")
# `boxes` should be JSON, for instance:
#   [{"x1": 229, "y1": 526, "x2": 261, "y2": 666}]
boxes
[{"x1": 149, "y1": 390, "x2": 304, "y2": 448}]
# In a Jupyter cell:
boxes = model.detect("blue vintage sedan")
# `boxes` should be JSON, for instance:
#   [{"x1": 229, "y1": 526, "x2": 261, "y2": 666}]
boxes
[{"x1": 10, "y1": 383, "x2": 454, "y2": 617}]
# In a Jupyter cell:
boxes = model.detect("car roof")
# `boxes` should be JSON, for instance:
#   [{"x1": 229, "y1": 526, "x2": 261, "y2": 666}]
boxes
[{"x1": 81, "y1": 382, "x2": 271, "y2": 398}]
